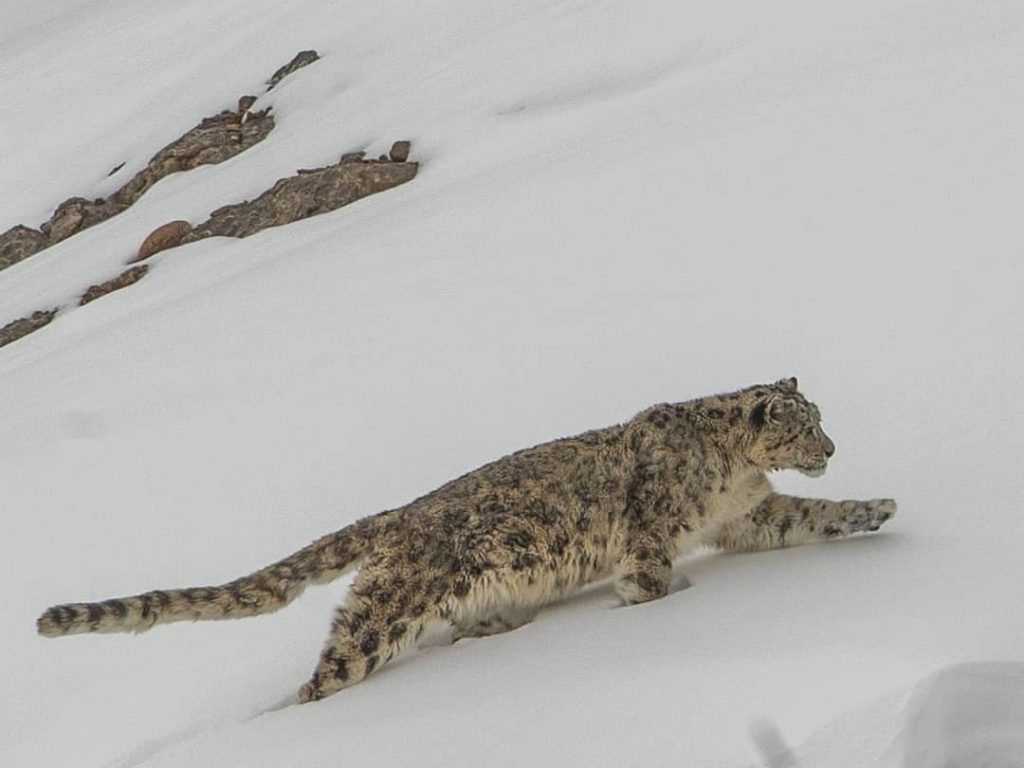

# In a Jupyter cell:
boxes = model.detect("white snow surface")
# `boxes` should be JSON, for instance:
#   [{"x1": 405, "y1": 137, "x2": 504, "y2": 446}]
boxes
[{"x1": 2, "y1": 1, "x2": 1023, "y2": 766}]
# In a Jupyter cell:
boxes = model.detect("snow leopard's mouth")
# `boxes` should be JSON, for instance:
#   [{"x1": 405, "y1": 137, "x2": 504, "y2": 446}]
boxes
[{"x1": 797, "y1": 462, "x2": 827, "y2": 478}]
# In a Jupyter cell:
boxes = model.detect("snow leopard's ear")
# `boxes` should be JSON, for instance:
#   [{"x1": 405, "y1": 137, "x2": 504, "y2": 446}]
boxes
[
  {"x1": 775, "y1": 377, "x2": 798, "y2": 392},
  {"x1": 751, "y1": 391, "x2": 798, "y2": 428}
]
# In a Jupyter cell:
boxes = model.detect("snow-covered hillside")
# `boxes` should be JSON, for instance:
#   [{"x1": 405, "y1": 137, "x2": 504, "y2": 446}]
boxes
[{"x1": 2, "y1": 1, "x2": 1023, "y2": 765}]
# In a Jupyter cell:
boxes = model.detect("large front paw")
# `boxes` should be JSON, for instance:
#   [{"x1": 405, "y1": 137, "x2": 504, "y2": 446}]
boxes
[
  {"x1": 843, "y1": 498, "x2": 897, "y2": 533},
  {"x1": 615, "y1": 570, "x2": 671, "y2": 606}
]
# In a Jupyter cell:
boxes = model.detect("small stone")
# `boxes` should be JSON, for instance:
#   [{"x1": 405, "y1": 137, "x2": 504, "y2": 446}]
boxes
[
  {"x1": 134, "y1": 220, "x2": 192, "y2": 262},
  {"x1": 389, "y1": 141, "x2": 411, "y2": 163},
  {"x1": 340, "y1": 151, "x2": 366, "y2": 163}
]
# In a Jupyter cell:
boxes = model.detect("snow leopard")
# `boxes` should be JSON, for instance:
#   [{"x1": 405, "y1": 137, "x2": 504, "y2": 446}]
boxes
[{"x1": 37, "y1": 377, "x2": 896, "y2": 702}]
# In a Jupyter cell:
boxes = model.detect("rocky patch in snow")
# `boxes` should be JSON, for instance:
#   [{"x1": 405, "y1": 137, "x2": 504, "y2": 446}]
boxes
[
  {"x1": 79, "y1": 265, "x2": 151, "y2": 307},
  {"x1": 0, "y1": 140, "x2": 416, "y2": 349},
  {"x1": 0, "y1": 50, "x2": 322, "y2": 273},
  {"x1": 0, "y1": 225, "x2": 48, "y2": 271},
  {"x1": 0, "y1": 309, "x2": 59, "y2": 348},
  {"x1": 265, "y1": 50, "x2": 320, "y2": 91}
]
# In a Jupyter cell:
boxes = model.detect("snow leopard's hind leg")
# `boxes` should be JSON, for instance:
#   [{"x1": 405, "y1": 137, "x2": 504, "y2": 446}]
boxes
[
  {"x1": 710, "y1": 493, "x2": 896, "y2": 552},
  {"x1": 298, "y1": 556, "x2": 441, "y2": 702}
]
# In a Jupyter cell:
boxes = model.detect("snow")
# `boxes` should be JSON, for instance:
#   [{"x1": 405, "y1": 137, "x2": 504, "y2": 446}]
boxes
[{"x1": 2, "y1": 0, "x2": 1023, "y2": 765}]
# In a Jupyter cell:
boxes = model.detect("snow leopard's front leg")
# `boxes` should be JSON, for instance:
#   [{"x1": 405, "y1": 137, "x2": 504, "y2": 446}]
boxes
[
  {"x1": 614, "y1": 531, "x2": 674, "y2": 605},
  {"x1": 710, "y1": 494, "x2": 896, "y2": 552},
  {"x1": 614, "y1": 467, "x2": 692, "y2": 605}
]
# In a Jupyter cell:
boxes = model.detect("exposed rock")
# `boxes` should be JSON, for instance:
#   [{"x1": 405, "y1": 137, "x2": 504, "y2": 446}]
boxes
[
  {"x1": 133, "y1": 220, "x2": 193, "y2": 262},
  {"x1": 107, "y1": 162, "x2": 125, "y2": 177},
  {"x1": 0, "y1": 225, "x2": 48, "y2": 271},
  {"x1": 40, "y1": 196, "x2": 128, "y2": 244},
  {"x1": 183, "y1": 152, "x2": 418, "y2": 242},
  {"x1": 266, "y1": 50, "x2": 320, "y2": 91},
  {"x1": 0, "y1": 309, "x2": 59, "y2": 349},
  {"x1": 112, "y1": 109, "x2": 274, "y2": 207},
  {"x1": 340, "y1": 151, "x2": 367, "y2": 163},
  {"x1": 389, "y1": 141, "x2": 411, "y2": 163},
  {"x1": 79, "y1": 265, "x2": 150, "y2": 306},
  {"x1": 41, "y1": 200, "x2": 86, "y2": 243}
]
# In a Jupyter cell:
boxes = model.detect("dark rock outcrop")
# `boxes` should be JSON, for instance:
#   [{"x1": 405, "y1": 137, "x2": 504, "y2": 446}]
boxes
[
  {"x1": 111, "y1": 108, "x2": 274, "y2": 209},
  {"x1": 0, "y1": 226, "x2": 49, "y2": 271},
  {"x1": 266, "y1": 50, "x2": 320, "y2": 91},
  {"x1": 182, "y1": 153, "x2": 417, "y2": 242},
  {"x1": 79, "y1": 265, "x2": 150, "y2": 306},
  {"x1": 40, "y1": 196, "x2": 129, "y2": 244},
  {"x1": 0, "y1": 309, "x2": 59, "y2": 349}
]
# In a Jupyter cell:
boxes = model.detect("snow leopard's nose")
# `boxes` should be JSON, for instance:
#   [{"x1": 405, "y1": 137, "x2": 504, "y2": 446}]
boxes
[{"x1": 823, "y1": 434, "x2": 836, "y2": 458}]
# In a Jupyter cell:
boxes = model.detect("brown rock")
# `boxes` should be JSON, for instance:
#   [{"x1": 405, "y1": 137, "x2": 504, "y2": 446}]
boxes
[
  {"x1": 133, "y1": 220, "x2": 192, "y2": 262},
  {"x1": 0, "y1": 309, "x2": 59, "y2": 349},
  {"x1": 79, "y1": 265, "x2": 150, "y2": 306},
  {"x1": 340, "y1": 151, "x2": 366, "y2": 163},
  {"x1": 0, "y1": 225, "x2": 48, "y2": 272},
  {"x1": 389, "y1": 141, "x2": 411, "y2": 163}
]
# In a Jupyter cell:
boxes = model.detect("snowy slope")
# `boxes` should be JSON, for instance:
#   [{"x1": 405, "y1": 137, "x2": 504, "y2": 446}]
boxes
[{"x1": 2, "y1": 1, "x2": 1023, "y2": 766}]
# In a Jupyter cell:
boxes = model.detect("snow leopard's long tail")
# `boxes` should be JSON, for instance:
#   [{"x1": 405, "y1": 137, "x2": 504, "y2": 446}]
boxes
[{"x1": 37, "y1": 516, "x2": 380, "y2": 637}]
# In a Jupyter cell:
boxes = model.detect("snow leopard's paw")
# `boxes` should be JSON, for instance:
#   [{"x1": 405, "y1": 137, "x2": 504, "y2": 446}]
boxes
[{"x1": 841, "y1": 498, "x2": 897, "y2": 534}]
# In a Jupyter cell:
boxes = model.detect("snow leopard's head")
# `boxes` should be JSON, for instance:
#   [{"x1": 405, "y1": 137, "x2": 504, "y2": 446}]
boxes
[{"x1": 745, "y1": 378, "x2": 835, "y2": 477}]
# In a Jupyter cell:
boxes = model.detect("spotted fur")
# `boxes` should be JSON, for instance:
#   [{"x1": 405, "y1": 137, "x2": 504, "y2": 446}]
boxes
[{"x1": 37, "y1": 377, "x2": 895, "y2": 702}]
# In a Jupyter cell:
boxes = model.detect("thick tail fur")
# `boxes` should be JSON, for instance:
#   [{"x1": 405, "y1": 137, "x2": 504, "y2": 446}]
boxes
[{"x1": 37, "y1": 518, "x2": 376, "y2": 638}]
